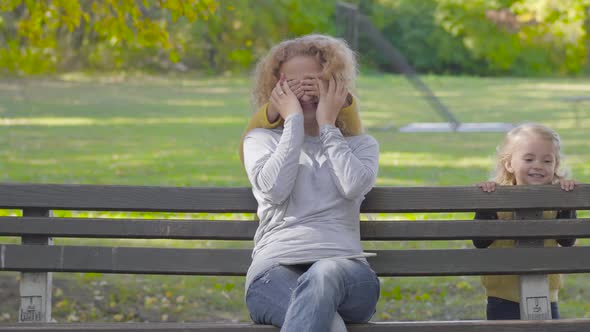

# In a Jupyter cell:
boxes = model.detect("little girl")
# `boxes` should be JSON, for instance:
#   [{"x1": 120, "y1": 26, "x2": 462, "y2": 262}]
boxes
[{"x1": 474, "y1": 122, "x2": 577, "y2": 320}]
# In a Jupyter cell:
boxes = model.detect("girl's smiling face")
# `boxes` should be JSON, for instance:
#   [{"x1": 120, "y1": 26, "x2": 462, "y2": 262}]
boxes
[{"x1": 505, "y1": 134, "x2": 558, "y2": 185}]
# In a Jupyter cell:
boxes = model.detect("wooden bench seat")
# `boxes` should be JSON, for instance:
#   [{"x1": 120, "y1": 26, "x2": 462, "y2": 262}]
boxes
[
  {"x1": 1, "y1": 183, "x2": 590, "y2": 331},
  {"x1": 2, "y1": 319, "x2": 590, "y2": 331}
]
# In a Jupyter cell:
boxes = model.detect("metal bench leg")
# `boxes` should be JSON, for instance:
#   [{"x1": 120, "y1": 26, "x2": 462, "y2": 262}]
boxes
[
  {"x1": 19, "y1": 208, "x2": 53, "y2": 323},
  {"x1": 516, "y1": 209, "x2": 551, "y2": 320}
]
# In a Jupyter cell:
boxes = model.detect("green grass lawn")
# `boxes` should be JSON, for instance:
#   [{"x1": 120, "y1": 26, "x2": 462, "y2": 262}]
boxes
[{"x1": 1, "y1": 73, "x2": 590, "y2": 322}]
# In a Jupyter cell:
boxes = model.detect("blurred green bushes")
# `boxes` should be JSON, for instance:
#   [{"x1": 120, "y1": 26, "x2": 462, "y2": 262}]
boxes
[{"x1": 1, "y1": 0, "x2": 588, "y2": 76}]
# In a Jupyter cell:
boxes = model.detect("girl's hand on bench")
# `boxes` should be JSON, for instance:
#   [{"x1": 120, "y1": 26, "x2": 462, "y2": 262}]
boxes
[
  {"x1": 559, "y1": 179, "x2": 578, "y2": 192},
  {"x1": 477, "y1": 181, "x2": 496, "y2": 193}
]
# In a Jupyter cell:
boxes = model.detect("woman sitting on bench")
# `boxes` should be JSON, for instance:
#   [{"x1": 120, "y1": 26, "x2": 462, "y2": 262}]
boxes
[{"x1": 241, "y1": 34, "x2": 380, "y2": 332}]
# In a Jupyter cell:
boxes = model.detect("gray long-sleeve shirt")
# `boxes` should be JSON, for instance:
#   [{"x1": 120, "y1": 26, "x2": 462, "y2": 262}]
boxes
[{"x1": 242, "y1": 113, "x2": 379, "y2": 290}]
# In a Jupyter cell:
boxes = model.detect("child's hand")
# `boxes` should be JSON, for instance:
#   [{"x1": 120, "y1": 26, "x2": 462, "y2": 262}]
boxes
[
  {"x1": 301, "y1": 74, "x2": 352, "y2": 109},
  {"x1": 559, "y1": 179, "x2": 578, "y2": 192},
  {"x1": 477, "y1": 181, "x2": 496, "y2": 193},
  {"x1": 267, "y1": 79, "x2": 303, "y2": 122},
  {"x1": 316, "y1": 74, "x2": 348, "y2": 126},
  {"x1": 269, "y1": 73, "x2": 302, "y2": 120},
  {"x1": 287, "y1": 79, "x2": 305, "y2": 99},
  {"x1": 301, "y1": 74, "x2": 319, "y2": 99}
]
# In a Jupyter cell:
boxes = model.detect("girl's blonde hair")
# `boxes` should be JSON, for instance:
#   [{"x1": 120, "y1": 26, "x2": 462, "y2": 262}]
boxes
[
  {"x1": 251, "y1": 34, "x2": 359, "y2": 135},
  {"x1": 493, "y1": 123, "x2": 567, "y2": 185}
]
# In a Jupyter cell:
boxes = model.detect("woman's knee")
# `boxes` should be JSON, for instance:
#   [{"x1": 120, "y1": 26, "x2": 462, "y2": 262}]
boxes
[{"x1": 338, "y1": 278, "x2": 380, "y2": 323}]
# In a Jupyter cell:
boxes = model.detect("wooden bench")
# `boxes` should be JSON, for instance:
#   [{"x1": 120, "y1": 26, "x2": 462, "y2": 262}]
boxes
[{"x1": 1, "y1": 183, "x2": 590, "y2": 331}]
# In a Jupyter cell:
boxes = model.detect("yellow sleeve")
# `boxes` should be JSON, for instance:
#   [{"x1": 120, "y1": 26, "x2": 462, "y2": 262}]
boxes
[
  {"x1": 239, "y1": 103, "x2": 283, "y2": 165},
  {"x1": 336, "y1": 96, "x2": 363, "y2": 136}
]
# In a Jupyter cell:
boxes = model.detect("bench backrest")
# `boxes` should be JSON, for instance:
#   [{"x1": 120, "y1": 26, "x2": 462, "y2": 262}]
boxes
[{"x1": 1, "y1": 183, "x2": 590, "y2": 277}]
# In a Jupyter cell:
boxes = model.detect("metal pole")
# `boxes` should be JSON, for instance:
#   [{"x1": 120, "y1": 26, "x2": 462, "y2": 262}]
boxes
[
  {"x1": 515, "y1": 209, "x2": 552, "y2": 320},
  {"x1": 19, "y1": 208, "x2": 53, "y2": 323}
]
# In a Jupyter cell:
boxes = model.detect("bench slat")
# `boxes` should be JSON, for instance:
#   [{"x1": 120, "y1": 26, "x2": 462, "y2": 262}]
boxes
[
  {"x1": 370, "y1": 246, "x2": 590, "y2": 276},
  {"x1": 363, "y1": 185, "x2": 590, "y2": 212},
  {"x1": 0, "y1": 245, "x2": 251, "y2": 276},
  {"x1": 361, "y1": 219, "x2": 590, "y2": 240},
  {"x1": 2, "y1": 184, "x2": 590, "y2": 213},
  {"x1": 1, "y1": 320, "x2": 590, "y2": 331},
  {"x1": 0, "y1": 184, "x2": 257, "y2": 212},
  {"x1": 2, "y1": 245, "x2": 590, "y2": 276},
  {"x1": 2, "y1": 217, "x2": 590, "y2": 240},
  {"x1": 0, "y1": 217, "x2": 258, "y2": 240}
]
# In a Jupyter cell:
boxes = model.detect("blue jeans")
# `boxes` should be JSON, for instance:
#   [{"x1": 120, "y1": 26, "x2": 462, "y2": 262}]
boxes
[
  {"x1": 487, "y1": 297, "x2": 560, "y2": 320},
  {"x1": 246, "y1": 258, "x2": 380, "y2": 332}
]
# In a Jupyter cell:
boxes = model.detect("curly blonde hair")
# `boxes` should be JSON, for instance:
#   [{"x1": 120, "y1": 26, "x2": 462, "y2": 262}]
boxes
[
  {"x1": 493, "y1": 123, "x2": 568, "y2": 185},
  {"x1": 251, "y1": 34, "x2": 359, "y2": 134}
]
